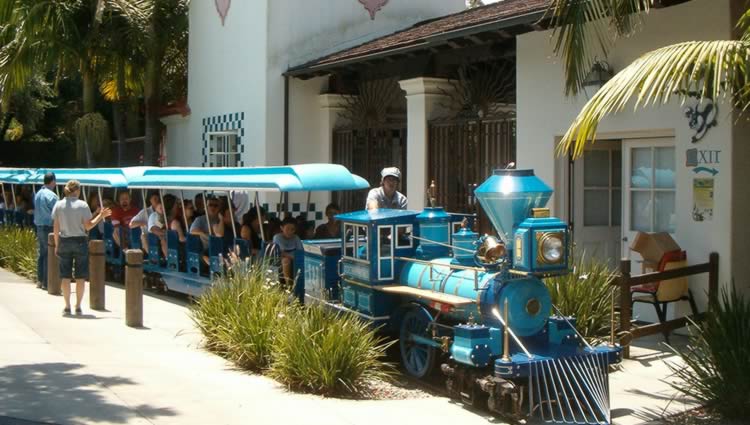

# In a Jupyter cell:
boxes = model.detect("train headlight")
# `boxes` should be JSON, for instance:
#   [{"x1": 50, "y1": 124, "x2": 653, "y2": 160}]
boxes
[{"x1": 537, "y1": 232, "x2": 564, "y2": 264}]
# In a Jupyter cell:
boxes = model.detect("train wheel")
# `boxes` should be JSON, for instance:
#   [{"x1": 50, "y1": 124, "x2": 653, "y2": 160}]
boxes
[{"x1": 399, "y1": 306, "x2": 436, "y2": 378}]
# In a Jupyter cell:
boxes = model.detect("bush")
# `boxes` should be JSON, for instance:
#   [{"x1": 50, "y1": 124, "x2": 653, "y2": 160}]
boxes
[
  {"x1": 192, "y1": 257, "x2": 394, "y2": 396},
  {"x1": 269, "y1": 304, "x2": 395, "y2": 395},
  {"x1": 543, "y1": 251, "x2": 617, "y2": 342},
  {"x1": 0, "y1": 226, "x2": 38, "y2": 280},
  {"x1": 191, "y1": 259, "x2": 293, "y2": 370},
  {"x1": 668, "y1": 287, "x2": 750, "y2": 420}
]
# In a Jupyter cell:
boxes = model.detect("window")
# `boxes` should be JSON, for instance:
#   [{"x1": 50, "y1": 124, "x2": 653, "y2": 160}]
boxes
[
  {"x1": 208, "y1": 131, "x2": 239, "y2": 167},
  {"x1": 629, "y1": 146, "x2": 675, "y2": 233},
  {"x1": 396, "y1": 224, "x2": 413, "y2": 248},
  {"x1": 343, "y1": 223, "x2": 369, "y2": 261},
  {"x1": 583, "y1": 148, "x2": 621, "y2": 226},
  {"x1": 379, "y1": 226, "x2": 392, "y2": 258}
]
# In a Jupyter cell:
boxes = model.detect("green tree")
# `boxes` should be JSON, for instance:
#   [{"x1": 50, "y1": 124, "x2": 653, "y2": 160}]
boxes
[
  {"x1": 140, "y1": 0, "x2": 189, "y2": 165},
  {"x1": 0, "y1": 74, "x2": 54, "y2": 141},
  {"x1": 0, "y1": 0, "x2": 145, "y2": 164},
  {"x1": 545, "y1": 0, "x2": 750, "y2": 158}
]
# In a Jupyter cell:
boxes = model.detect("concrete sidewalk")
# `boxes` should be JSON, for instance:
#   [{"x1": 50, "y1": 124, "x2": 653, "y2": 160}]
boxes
[{"x1": 0, "y1": 268, "x2": 696, "y2": 425}]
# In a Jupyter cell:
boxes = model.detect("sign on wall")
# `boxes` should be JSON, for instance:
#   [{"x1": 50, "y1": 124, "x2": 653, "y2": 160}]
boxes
[
  {"x1": 215, "y1": 0, "x2": 230, "y2": 26},
  {"x1": 359, "y1": 0, "x2": 388, "y2": 20},
  {"x1": 683, "y1": 96, "x2": 717, "y2": 143},
  {"x1": 686, "y1": 148, "x2": 720, "y2": 222}
]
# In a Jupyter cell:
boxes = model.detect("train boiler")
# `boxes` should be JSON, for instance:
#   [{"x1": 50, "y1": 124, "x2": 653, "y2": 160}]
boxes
[{"x1": 302, "y1": 169, "x2": 622, "y2": 424}]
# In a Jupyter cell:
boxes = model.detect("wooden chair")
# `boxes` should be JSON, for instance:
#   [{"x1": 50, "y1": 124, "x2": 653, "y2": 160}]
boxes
[{"x1": 630, "y1": 250, "x2": 698, "y2": 343}]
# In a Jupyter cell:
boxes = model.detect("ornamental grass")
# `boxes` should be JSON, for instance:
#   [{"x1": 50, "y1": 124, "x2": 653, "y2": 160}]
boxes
[
  {"x1": 191, "y1": 257, "x2": 395, "y2": 395},
  {"x1": 0, "y1": 226, "x2": 38, "y2": 280},
  {"x1": 667, "y1": 286, "x2": 750, "y2": 420},
  {"x1": 191, "y1": 259, "x2": 292, "y2": 370},
  {"x1": 269, "y1": 304, "x2": 395, "y2": 396},
  {"x1": 543, "y1": 250, "x2": 618, "y2": 342}
]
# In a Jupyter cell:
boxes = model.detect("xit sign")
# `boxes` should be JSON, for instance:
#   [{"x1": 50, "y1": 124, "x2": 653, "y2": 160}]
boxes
[{"x1": 686, "y1": 148, "x2": 721, "y2": 176}]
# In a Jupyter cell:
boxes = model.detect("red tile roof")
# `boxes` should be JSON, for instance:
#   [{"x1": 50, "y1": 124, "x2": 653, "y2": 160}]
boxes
[{"x1": 287, "y1": 0, "x2": 550, "y2": 76}]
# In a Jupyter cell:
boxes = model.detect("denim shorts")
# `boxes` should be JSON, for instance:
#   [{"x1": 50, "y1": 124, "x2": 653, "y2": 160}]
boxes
[{"x1": 58, "y1": 237, "x2": 89, "y2": 280}]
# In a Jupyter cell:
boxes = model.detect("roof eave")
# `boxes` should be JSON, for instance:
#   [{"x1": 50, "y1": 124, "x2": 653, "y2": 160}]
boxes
[{"x1": 284, "y1": 9, "x2": 547, "y2": 78}]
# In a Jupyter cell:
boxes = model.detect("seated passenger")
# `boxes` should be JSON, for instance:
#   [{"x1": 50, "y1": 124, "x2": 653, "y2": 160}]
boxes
[
  {"x1": 110, "y1": 191, "x2": 140, "y2": 248},
  {"x1": 314, "y1": 203, "x2": 341, "y2": 239},
  {"x1": 240, "y1": 207, "x2": 267, "y2": 257},
  {"x1": 147, "y1": 197, "x2": 167, "y2": 259},
  {"x1": 220, "y1": 199, "x2": 241, "y2": 256},
  {"x1": 189, "y1": 195, "x2": 223, "y2": 263},
  {"x1": 130, "y1": 192, "x2": 160, "y2": 250},
  {"x1": 170, "y1": 200, "x2": 194, "y2": 243},
  {"x1": 272, "y1": 217, "x2": 303, "y2": 288}
]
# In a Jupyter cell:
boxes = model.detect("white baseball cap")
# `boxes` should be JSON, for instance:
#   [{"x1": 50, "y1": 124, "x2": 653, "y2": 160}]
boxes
[{"x1": 381, "y1": 167, "x2": 401, "y2": 181}]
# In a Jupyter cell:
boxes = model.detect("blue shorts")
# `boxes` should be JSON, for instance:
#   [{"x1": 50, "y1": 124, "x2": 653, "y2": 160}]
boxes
[{"x1": 58, "y1": 237, "x2": 89, "y2": 280}]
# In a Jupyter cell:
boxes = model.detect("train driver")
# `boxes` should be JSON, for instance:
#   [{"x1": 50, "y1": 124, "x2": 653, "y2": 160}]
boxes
[{"x1": 366, "y1": 167, "x2": 407, "y2": 210}]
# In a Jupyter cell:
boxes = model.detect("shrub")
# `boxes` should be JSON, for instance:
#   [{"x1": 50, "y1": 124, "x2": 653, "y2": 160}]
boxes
[
  {"x1": 0, "y1": 226, "x2": 38, "y2": 280},
  {"x1": 269, "y1": 304, "x2": 396, "y2": 396},
  {"x1": 191, "y1": 259, "x2": 293, "y2": 370},
  {"x1": 667, "y1": 286, "x2": 750, "y2": 420},
  {"x1": 543, "y1": 251, "x2": 617, "y2": 342}
]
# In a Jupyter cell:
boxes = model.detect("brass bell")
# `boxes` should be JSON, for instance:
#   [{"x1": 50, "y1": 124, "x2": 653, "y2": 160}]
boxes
[{"x1": 477, "y1": 236, "x2": 506, "y2": 263}]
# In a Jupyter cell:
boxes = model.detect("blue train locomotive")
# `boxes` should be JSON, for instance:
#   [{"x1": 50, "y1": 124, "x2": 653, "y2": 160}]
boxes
[{"x1": 302, "y1": 169, "x2": 621, "y2": 424}]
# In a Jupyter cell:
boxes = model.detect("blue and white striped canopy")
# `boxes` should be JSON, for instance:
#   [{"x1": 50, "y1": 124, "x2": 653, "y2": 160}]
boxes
[{"x1": 126, "y1": 164, "x2": 370, "y2": 192}]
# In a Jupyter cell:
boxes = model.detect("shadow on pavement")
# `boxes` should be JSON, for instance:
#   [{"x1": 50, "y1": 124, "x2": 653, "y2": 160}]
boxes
[{"x1": 0, "y1": 362, "x2": 176, "y2": 424}]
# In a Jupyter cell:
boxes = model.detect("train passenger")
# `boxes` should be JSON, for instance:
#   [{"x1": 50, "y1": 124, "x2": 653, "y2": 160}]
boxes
[
  {"x1": 193, "y1": 194, "x2": 205, "y2": 218},
  {"x1": 170, "y1": 200, "x2": 194, "y2": 243},
  {"x1": 148, "y1": 194, "x2": 176, "y2": 258},
  {"x1": 240, "y1": 207, "x2": 267, "y2": 257},
  {"x1": 130, "y1": 192, "x2": 160, "y2": 250},
  {"x1": 86, "y1": 195, "x2": 105, "y2": 238},
  {"x1": 219, "y1": 198, "x2": 240, "y2": 256},
  {"x1": 366, "y1": 167, "x2": 407, "y2": 210},
  {"x1": 33, "y1": 172, "x2": 58, "y2": 290},
  {"x1": 272, "y1": 216, "x2": 303, "y2": 288},
  {"x1": 110, "y1": 191, "x2": 140, "y2": 248},
  {"x1": 189, "y1": 195, "x2": 223, "y2": 264},
  {"x1": 296, "y1": 216, "x2": 315, "y2": 240},
  {"x1": 314, "y1": 203, "x2": 341, "y2": 239},
  {"x1": 52, "y1": 180, "x2": 111, "y2": 315}
]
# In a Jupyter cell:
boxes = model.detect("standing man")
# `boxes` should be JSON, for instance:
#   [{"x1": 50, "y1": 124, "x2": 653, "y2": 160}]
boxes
[
  {"x1": 52, "y1": 180, "x2": 111, "y2": 315},
  {"x1": 33, "y1": 172, "x2": 58, "y2": 289},
  {"x1": 366, "y1": 167, "x2": 408, "y2": 210}
]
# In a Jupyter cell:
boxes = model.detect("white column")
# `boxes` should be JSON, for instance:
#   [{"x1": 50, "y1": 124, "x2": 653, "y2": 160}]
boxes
[
  {"x1": 318, "y1": 93, "x2": 351, "y2": 209},
  {"x1": 318, "y1": 94, "x2": 350, "y2": 163},
  {"x1": 399, "y1": 77, "x2": 454, "y2": 210}
]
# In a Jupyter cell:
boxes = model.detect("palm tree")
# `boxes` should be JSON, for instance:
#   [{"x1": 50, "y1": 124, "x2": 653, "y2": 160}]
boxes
[
  {"x1": 141, "y1": 0, "x2": 189, "y2": 165},
  {"x1": 0, "y1": 0, "x2": 145, "y2": 164},
  {"x1": 545, "y1": 0, "x2": 750, "y2": 158}
]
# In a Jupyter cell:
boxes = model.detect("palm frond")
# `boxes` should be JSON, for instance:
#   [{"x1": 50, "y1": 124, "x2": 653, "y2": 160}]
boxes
[
  {"x1": 545, "y1": 0, "x2": 653, "y2": 96},
  {"x1": 558, "y1": 40, "x2": 750, "y2": 158}
]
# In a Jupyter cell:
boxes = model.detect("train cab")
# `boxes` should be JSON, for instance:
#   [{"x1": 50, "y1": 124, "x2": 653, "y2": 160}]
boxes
[{"x1": 324, "y1": 209, "x2": 418, "y2": 321}]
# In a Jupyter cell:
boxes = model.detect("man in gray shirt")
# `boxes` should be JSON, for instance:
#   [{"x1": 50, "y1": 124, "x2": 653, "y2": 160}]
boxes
[
  {"x1": 366, "y1": 167, "x2": 408, "y2": 210},
  {"x1": 52, "y1": 180, "x2": 111, "y2": 315},
  {"x1": 33, "y1": 172, "x2": 58, "y2": 289}
]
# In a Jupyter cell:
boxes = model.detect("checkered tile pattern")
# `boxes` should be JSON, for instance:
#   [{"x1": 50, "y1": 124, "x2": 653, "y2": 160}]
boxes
[
  {"x1": 263, "y1": 202, "x2": 324, "y2": 226},
  {"x1": 202, "y1": 112, "x2": 245, "y2": 167}
]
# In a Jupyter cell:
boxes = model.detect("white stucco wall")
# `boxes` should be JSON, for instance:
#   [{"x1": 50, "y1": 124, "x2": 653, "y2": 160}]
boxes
[
  {"x1": 168, "y1": 0, "x2": 464, "y2": 211},
  {"x1": 516, "y1": 0, "x2": 742, "y2": 309},
  {"x1": 167, "y1": 0, "x2": 269, "y2": 168}
]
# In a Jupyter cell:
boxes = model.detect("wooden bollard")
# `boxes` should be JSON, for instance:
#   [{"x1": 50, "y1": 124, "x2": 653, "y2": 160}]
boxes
[
  {"x1": 125, "y1": 249, "x2": 143, "y2": 327},
  {"x1": 89, "y1": 240, "x2": 106, "y2": 311},
  {"x1": 47, "y1": 233, "x2": 61, "y2": 295}
]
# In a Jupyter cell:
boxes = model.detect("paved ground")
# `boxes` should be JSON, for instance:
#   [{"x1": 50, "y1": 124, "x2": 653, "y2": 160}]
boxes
[{"x1": 0, "y1": 268, "x2": 697, "y2": 425}]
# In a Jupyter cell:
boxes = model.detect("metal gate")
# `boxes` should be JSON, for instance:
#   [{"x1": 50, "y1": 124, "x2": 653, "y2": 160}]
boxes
[
  {"x1": 428, "y1": 115, "x2": 516, "y2": 227},
  {"x1": 332, "y1": 126, "x2": 407, "y2": 212}
]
